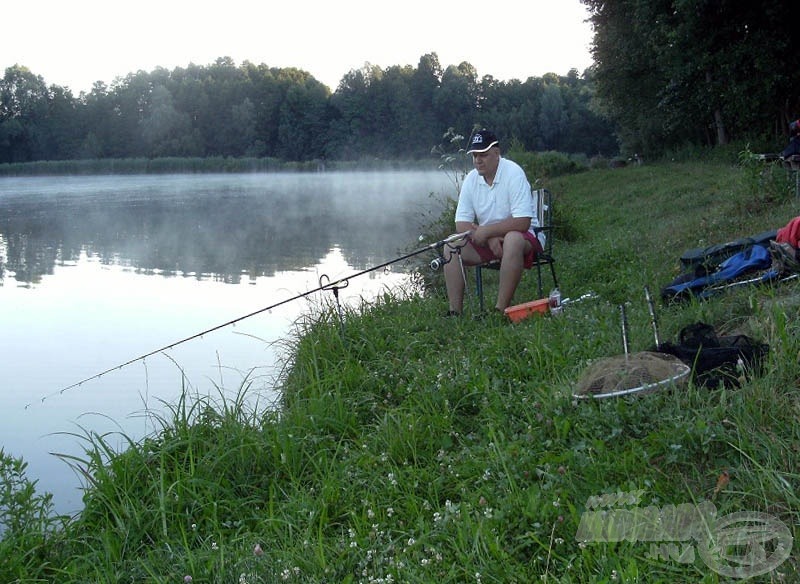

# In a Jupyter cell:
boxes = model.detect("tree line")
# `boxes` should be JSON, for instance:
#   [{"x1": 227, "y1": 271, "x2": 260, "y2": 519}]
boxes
[
  {"x1": 581, "y1": 0, "x2": 800, "y2": 156},
  {"x1": 3, "y1": 1, "x2": 798, "y2": 167},
  {"x1": 0, "y1": 55, "x2": 617, "y2": 166}
]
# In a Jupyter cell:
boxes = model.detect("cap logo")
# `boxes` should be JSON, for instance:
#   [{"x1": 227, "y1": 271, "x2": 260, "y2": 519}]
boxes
[{"x1": 472, "y1": 135, "x2": 484, "y2": 145}]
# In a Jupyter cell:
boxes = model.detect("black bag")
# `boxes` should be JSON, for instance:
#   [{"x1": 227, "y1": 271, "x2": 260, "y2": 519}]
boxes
[{"x1": 655, "y1": 322, "x2": 769, "y2": 388}]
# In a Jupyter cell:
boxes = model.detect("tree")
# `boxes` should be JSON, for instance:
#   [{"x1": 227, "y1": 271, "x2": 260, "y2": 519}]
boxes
[
  {"x1": 0, "y1": 65, "x2": 50, "y2": 162},
  {"x1": 582, "y1": 0, "x2": 800, "y2": 156}
]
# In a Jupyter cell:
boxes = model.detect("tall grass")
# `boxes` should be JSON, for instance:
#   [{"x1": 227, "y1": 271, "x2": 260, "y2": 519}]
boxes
[{"x1": 2, "y1": 157, "x2": 799, "y2": 582}]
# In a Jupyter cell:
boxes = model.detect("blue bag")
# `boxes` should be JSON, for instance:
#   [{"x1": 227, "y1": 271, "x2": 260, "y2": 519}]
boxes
[{"x1": 661, "y1": 244, "x2": 775, "y2": 301}]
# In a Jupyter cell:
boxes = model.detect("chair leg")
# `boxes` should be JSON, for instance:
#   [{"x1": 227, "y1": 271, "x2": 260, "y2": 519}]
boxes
[{"x1": 536, "y1": 264, "x2": 544, "y2": 298}]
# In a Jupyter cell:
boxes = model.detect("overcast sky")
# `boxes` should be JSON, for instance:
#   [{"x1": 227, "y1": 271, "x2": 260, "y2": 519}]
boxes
[{"x1": 3, "y1": 0, "x2": 594, "y2": 93}]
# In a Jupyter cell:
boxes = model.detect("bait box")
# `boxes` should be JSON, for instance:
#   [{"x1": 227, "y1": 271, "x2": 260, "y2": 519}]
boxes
[{"x1": 504, "y1": 298, "x2": 550, "y2": 322}]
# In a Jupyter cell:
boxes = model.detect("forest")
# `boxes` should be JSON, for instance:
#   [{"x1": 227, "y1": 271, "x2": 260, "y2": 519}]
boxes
[{"x1": 1, "y1": 0, "x2": 799, "y2": 166}]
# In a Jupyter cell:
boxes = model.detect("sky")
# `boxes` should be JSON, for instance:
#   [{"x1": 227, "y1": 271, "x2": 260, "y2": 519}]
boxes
[{"x1": 3, "y1": 0, "x2": 594, "y2": 94}]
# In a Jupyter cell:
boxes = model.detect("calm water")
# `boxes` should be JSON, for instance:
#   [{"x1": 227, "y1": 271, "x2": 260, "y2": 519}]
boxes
[{"x1": 0, "y1": 170, "x2": 452, "y2": 515}]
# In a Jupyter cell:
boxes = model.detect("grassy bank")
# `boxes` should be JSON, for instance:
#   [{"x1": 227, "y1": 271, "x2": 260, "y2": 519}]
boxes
[{"x1": 2, "y1": 157, "x2": 799, "y2": 582}]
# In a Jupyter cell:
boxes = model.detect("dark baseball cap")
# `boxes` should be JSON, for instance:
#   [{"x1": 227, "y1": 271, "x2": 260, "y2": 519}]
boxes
[{"x1": 467, "y1": 130, "x2": 499, "y2": 153}]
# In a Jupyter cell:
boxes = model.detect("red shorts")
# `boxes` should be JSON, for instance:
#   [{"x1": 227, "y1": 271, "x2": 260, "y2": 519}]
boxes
[{"x1": 469, "y1": 231, "x2": 543, "y2": 269}]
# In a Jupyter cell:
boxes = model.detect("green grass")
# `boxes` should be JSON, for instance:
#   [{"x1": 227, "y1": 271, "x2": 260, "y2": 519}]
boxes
[{"x1": 3, "y1": 158, "x2": 800, "y2": 583}]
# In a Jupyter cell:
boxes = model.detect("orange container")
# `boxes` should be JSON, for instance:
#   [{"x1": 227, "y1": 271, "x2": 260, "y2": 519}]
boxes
[{"x1": 504, "y1": 298, "x2": 550, "y2": 322}]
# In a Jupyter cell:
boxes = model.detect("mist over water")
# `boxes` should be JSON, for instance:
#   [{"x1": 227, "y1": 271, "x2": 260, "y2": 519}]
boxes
[{"x1": 0, "y1": 170, "x2": 453, "y2": 514}]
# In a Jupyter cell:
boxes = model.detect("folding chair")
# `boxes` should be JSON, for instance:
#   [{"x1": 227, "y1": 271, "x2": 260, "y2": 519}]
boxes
[{"x1": 475, "y1": 187, "x2": 559, "y2": 311}]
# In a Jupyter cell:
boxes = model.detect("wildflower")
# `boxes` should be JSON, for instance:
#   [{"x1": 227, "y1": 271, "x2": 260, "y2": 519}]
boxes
[
  {"x1": 253, "y1": 543, "x2": 264, "y2": 557},
  {"x1": 211, "y1": 541, "x2": 219, "y2": 551},
  {"x1": 387, "y1": 507, "x2": 394, "y2": 517},
  {"x1": 184, "y1": 576, "x2": 193, "y2": 583},
  {"x1": 478, "y1": 496, "x2": 487, "y2": 506}
]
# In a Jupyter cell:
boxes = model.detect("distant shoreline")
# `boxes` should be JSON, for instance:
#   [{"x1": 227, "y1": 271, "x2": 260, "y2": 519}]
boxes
[{"x1": 0, "y1": 157, "x2": 439, "y2": 177}]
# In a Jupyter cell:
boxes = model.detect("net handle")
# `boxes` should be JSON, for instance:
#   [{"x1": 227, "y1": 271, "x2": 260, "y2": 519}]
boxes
[{"x1": 619, "y1": 304, "x2": 630, "y2": 356}]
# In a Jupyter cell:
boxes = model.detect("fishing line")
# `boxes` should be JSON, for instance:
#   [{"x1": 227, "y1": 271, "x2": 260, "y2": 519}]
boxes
[{"x1": 28, "y1": 232, "x2": 470, "y2": 408}]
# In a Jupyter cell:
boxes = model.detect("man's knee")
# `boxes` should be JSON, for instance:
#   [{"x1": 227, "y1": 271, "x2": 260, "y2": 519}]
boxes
[{"x1": 502, "y1": 231, "x2": 529, "y2": 256}]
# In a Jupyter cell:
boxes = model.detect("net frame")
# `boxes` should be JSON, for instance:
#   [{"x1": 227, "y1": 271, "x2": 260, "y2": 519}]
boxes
[
  {"x1": 572, "y1": 351, "x2": 690, "y2": 400},
  {"x1": 572, "y1": 298, "x2": 690, "y2": 400}
]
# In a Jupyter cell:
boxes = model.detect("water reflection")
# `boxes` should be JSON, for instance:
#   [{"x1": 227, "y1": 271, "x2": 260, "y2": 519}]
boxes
[
  {"x1": 0, "y1": 171, "x2": 451, "y2": 285},
  {"x1": 0, "y1": 171, "x2": 453, "y2": 514}
]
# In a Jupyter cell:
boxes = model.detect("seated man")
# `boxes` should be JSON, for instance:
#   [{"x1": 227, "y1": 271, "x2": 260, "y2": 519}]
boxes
[
  {"x1": 442, "y1": 129, "x2": 543, "y2": 315},
  {"x1": 781, "y1": 119, "x2": 800, "y2": 160}
]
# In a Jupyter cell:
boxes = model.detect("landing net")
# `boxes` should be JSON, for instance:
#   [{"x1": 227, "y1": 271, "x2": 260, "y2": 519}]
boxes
[{"x1": 573, "y1": 351, "x2": 690, "y2": 399}]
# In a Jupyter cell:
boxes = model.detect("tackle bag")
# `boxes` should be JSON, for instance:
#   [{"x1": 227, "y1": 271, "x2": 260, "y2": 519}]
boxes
[
  {"x1": 661, "y1": 244, "x2": 775, "y2": 302},
  {"x1": 679, "y1": 230, "x2": 776, "y2": 272},
  {"x1": 655, "y1": 322, "x2": 769, "y2": 388}
]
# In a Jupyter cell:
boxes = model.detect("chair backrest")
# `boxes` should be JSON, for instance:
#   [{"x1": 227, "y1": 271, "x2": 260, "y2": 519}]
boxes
[{"x1": 532, "y1": 188, "x2": 554, "y2": 255}]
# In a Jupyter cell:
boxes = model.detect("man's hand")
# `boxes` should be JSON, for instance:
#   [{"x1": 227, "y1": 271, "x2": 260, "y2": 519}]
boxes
[
  {"x1": 488, "y1": 236, "x2": 504, "y2": 257},
  {"x1": 470, "y1": 225, "x2": 491, "y2": 247},
  {"x1": 470, "y1": 226, "x2": 504, "y2": 256}
]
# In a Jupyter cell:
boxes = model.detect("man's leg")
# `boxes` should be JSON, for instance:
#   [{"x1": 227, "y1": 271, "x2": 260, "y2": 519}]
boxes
[
  {"x1": 496, "y1": 232, "x2": 532, "y2": 311},
  {"x1": 443, "y1": 241, "x2": 483, "y2": 314}
]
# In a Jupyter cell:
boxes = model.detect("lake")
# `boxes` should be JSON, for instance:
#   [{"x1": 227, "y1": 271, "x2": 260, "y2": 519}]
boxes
[{"x1": 0, "y1": 170, "x2": 454, "y2": 515}]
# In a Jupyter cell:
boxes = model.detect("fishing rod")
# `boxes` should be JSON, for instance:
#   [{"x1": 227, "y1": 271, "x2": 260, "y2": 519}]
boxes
[{"x1": 29, "y1": 231, "x2": 471, "y2": 407}]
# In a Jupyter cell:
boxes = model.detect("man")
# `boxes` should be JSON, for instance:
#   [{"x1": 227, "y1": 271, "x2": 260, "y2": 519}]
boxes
[
  {"x1": 443, "y1": 129, "x2": 543, "y2": 315},
  {"x1": 781, "y1": 119, "x2": 800, "y2": 160}
]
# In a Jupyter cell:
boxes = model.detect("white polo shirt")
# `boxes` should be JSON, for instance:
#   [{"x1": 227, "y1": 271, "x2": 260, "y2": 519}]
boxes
[{"x1": 455, "y1": 157, "x2": 543, "y2": 245}]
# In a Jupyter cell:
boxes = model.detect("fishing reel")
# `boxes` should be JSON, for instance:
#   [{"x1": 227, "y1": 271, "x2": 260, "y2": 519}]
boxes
[
  {"x1": 430, "y1": 253, "x2": 460, "y2": 271},
  {"x1": 429, "y1": 232, "x2": 471, "y2": 271},
  {"x1": 430, "y1": 256, "x2": 446, "y2": 271}
]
